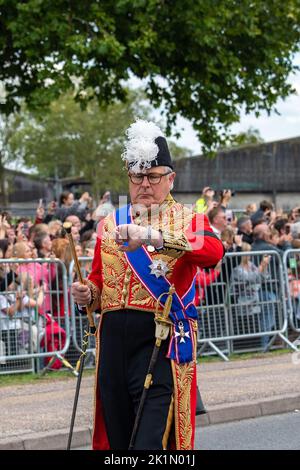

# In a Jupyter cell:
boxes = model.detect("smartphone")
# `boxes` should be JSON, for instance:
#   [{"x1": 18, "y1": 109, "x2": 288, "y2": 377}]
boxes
[{"x1": 225, "y1": 209, "x2": 233, "y2": 223}]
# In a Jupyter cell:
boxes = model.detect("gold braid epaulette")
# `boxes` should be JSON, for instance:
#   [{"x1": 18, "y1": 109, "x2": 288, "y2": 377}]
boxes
[{"x1": 86, "y1": 279, "x2": 101, "y2": 312}]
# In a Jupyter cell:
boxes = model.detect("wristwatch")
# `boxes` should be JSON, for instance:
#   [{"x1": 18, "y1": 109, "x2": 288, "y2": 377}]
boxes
[
  {"x1": 145, "y1": 226, "x2": 165, "y2": 253},
  {"x1": 145, "y1": 225, "x2": 156, "y2": 253}
]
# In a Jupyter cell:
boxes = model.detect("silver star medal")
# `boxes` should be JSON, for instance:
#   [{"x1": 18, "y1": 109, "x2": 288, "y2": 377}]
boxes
[
  {"x1": 174, "y1": 321, "x2": 190, "y2": 343},
  {"x1": 149, "y1": 259, "x2": 169, "y2": 278}
]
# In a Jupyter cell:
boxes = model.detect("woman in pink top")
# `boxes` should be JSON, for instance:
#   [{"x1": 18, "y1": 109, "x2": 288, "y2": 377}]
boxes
[{"x1": 12, "y1": 242, "x2": 54, "y2": 314}]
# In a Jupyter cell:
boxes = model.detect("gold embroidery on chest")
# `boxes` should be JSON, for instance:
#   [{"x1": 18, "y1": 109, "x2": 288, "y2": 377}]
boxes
[
  {"x1": 101, "y1": 218, "x2": 127, "y2": 307},
  {"x1": 100, "y1": 203, "x2": 194, "y2": 312},
  {"x1": 130, "y1": 281, "x2": 155, "y2": 306}
]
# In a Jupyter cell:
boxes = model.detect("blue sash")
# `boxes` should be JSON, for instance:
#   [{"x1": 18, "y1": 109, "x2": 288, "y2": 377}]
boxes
[{"x1": 115, "y1": 204, "x2": 198, "y2": 364}]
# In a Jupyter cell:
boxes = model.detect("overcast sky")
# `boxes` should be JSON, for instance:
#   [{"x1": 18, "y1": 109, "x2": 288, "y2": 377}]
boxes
[{"x1": 172, "y1": 53, "x2": 300, "y2": 155}]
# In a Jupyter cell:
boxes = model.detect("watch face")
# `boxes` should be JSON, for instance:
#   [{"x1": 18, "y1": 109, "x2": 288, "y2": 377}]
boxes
[{"x1": 146, "y1": 245, "x2": 155, "y2": 253}]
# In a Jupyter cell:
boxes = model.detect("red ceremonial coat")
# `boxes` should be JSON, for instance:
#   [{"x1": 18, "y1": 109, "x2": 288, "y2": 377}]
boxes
[{"x1": 87, "y1": 195, "x2": 224, "y2": 450}]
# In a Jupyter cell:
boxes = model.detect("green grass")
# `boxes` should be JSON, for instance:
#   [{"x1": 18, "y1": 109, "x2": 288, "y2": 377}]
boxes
[
  {"x1": 0, "y1": 368, "x2": 95, "y2": 387},
  {"x1": 197, "y1": 348, "x2": 292, "y2": 364}
]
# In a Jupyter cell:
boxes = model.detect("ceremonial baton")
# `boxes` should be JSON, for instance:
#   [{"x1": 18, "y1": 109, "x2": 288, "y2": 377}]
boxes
[
  {"x1": 128, "y1": 285, "x2": 175, "y2": 450},
  {"x1": 63, "y1": 222, "x2": 96, "y2": 450}
]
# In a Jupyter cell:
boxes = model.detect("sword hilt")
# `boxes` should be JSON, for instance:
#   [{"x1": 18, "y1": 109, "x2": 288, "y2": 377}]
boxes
[{"x1": 154, "y1": 285, "x2": 175, "y2": 342}]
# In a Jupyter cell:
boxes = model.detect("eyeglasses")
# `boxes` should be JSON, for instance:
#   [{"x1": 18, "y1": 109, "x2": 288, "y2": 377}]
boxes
[{"x1": 128, "y1": 171, "x2": 172, "y2": 185}]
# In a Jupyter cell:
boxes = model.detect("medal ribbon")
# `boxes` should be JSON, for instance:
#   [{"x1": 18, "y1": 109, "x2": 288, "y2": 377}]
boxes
[{"x1": 115, "y1": 204, "x2": 197, "y2": 363}]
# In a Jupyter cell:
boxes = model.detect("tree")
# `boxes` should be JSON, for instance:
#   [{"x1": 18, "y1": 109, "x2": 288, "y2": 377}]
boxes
[
  {"x1": 1, "y1": 1, "x2": 300, "y2": 153},
  {"x1": 222, "y1": 127, "x2": 264, "y2": 149},
  {"x1": 8, "y1": 90, "x2": 192, "y2": 197},
  {"x1": 9, "y1": 91, "x2": 145, "y2": 196},
  {"x1": 0, "y1": 115, "x2": 21, "y2": 205}
]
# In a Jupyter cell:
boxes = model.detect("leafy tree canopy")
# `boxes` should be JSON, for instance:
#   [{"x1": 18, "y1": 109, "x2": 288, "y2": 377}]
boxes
[
  {"x1": 1, "y1": 0, "x2": 300, "y2": 152},
  {"x1": 7, "y1": 90, "x2": 191, "y2": 196}
]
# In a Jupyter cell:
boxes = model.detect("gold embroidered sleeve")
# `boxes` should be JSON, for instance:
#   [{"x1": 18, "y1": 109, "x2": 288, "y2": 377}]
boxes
[
  {"x1": 160, "y1": 231, "x2": 192, "y2": 256},
  {"x1": 86, "y1": 279, "x2": 101, "y2": 312}
]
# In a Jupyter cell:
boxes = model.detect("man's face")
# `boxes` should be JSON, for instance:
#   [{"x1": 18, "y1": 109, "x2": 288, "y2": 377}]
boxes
[
  {"x1": 213, "y1": 210, "x2": 227, "y2": 232},
  {"x1": 128, "y1": 167, "x2": 175, "y2": 208}
]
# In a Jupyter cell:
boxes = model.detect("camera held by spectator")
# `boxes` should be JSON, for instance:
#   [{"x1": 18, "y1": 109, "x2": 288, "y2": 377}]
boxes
[
  {"x1": 219, "y1": 189, "x2": 236, "y2": 198},
  {"x1": 219, "y1": 189, "x2": 235, "y2": 209}
]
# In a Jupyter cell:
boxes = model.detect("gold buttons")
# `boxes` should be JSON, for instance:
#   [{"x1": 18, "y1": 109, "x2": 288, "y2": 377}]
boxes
[{"x1": 120, "y1": 267, "x2": 131, "y2": 308}]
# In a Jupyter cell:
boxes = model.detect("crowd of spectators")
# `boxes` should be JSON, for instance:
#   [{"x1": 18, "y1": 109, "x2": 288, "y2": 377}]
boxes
[
  {"x1": 195, "y1": 186, "x2": 300, "y2": 257},
  {"x1": 0, "y1": 185, "x2": 300, "y2": 365},
  {"x1": 194, "y1": 187, "x2": 300, "y2": 348},
  {"x1": 0, "y1": 190, "x2": 114, "y2": 369}
]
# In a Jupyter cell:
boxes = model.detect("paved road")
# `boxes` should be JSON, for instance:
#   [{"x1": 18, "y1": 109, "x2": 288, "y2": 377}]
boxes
[
  {"x1": 76, "y1": 412, "x2": 300, "y2": 450},
  {"x1": 196, "y1": 412, "x2": 300, "y2": 450},
  {"x1": 1, "y1": 353, "x2": 299, "y2": 441}
]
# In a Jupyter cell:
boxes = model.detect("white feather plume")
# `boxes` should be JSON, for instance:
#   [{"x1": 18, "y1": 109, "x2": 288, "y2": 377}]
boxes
[
  {"x1": 126, "y1": 119, "x2": 163, "y2": 141},
  {"x1": 122, "y1": 119, "x2": 164, "y2": 173}
]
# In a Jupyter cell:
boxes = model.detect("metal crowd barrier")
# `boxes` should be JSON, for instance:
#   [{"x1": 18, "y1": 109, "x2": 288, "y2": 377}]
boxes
[
  {"x1": 196, "y1": 250, "x2": 298, "y2": 360},
  {"x1": 2, "y1": 250, "x2": 300, "y2": 374},
  {"x1": 0, "y1": 258, "x2": 75, "y2": 375},
  {"x1": 283, "y1": 249, "x2": 300, "y2": 337},
  {"x1": 68, "y1": 258, "x2": 97, "y2": 369},
  {"x1": 196, "y1": 265, "x2": 231, "y2": 361}
]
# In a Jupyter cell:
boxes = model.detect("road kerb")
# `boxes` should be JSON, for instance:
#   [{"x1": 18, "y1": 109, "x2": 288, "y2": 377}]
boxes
[{"x1": 1, "y1": 395, "x2": 300, "y2": 450}]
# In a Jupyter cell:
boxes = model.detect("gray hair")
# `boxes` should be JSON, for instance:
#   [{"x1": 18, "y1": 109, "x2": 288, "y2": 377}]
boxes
[
  {"x1": 237, "y1": 216, "x2": 251, "y2": 230},
  {"x1": 164, "y1": 166, "x2": 174, "y2": 190}
]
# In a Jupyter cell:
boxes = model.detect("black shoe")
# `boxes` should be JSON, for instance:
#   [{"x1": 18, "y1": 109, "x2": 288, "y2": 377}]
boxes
[{"x1": 196, "y1": 386, "x2": 207, "y2": 415}]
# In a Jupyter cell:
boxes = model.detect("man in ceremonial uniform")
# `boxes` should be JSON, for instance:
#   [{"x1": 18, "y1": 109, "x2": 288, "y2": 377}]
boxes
[{"x1": 71, "y1": 120, "x2": 224, "y2": 450}]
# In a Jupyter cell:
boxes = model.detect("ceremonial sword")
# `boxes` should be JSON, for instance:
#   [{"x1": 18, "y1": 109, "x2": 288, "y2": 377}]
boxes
[
  {"x1": 63, "y1": 222, "x2": 97, "y2": 450},
  {"x1": 128, "y1": 285, "x2": 175, "y2": 450}
]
